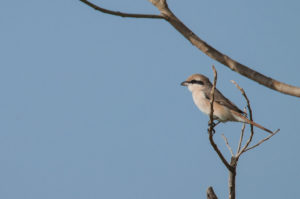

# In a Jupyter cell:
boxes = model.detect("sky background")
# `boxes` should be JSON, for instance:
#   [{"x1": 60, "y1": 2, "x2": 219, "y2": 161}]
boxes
[{"x1": 1, "y1": 0, "x2": 300, "y2": 198}]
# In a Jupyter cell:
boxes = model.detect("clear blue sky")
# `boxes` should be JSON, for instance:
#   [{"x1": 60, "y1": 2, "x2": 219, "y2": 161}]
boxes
[{"x1": 1, "y1": 0, "x2": 300, "y2": 198}]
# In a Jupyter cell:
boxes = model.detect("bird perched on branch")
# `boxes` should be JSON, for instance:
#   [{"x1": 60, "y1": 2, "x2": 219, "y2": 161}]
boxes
[{"x1": 181, "y1": 74, "x2": 273, "y2": 134}]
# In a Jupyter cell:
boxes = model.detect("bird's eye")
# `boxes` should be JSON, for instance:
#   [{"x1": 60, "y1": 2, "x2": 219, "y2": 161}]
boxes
[{"x1": 190, "y1": 80, "x2": 204, "y2": 85}]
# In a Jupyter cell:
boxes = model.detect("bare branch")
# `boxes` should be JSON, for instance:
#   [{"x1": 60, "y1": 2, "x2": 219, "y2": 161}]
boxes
[
  {"x1": 147, "y1": 0, "x2": 300, "y2": 97},
  {"x1": 208, "y1": 65, "x2": 217, "y2": 133},
  {"x1": 244, "y1": 129, "x2": 280, "y2": 152},
  {"x1": 236, "y1": 124, "x2": 246, "y2": 154},
  {"x1": 231, "y1": 80, "x2": 255, "y2": 158},
  {"x1": 236, "y1": 109, "x2": 247, "y2": 154},
  {"x1": 209, "y1": 133, "x2": 232, "y2": 171},
  {"x1": 228, "y1": 158, "x2": 237, "y2": 199},
  {"x1": 231, "y1": 81, "x2": 280, "y2": 157},
  {"x1": 222, "y1": 134, "x2": 234, "y2": 157},
  {"x1": 207, "y1": 186, "x2": 218, "y2": 199},
  {"x1": 80, "y1": 0, "x2": 164, "y2": 19},
  {"x1": 208, "y1": 66, "x2": 232, "y2": 171}
]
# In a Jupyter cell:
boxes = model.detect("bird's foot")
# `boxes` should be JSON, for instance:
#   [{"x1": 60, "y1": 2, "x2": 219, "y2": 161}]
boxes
[
  {"x1": 208, "y1": 120, "x2": 221, "y2": 134},
  {"x1": 208, "y1": 120, "x2": 220, "y2": 128},
  {"x1": 207, "y1": 127, "x2": 216, "y2": 134}
]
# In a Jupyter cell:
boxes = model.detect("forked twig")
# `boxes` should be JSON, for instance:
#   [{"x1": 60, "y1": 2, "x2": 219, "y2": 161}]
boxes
[
  {"x1": 231, "y1": 80, "x2": 280, "y2": 157},
  {"x1": 231, "y1": 80, "x2": 255, "y2": 158}
]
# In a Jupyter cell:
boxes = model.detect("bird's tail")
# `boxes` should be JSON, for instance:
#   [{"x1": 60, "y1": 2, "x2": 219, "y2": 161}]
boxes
[{"x1": 231, "y1": 111, "x2": 273, "y2": 134}]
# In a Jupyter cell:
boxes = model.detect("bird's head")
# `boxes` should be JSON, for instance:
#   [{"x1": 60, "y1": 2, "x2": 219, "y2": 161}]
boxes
[{"x1": 181, "y1": 74, "x2": 212, "y2": 92}]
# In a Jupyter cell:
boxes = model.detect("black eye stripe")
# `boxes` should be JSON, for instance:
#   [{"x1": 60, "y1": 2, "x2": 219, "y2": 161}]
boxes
[{"x1": 190, "y1": 80, "x2": 204, "y2": 85}]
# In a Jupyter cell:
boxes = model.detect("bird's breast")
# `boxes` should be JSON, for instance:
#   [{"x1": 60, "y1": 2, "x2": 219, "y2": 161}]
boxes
[{"x1": 192, "y1": 91, "x2": 211, "y2": 115}]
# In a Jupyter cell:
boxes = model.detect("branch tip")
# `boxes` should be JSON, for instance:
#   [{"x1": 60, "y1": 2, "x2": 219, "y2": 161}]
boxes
[
  {"x1": 207, "y1": 186, "x2": 218, "y2": 199},
  {"x1": 80, "y1": 0, "x2": 165, "y2": 19}
]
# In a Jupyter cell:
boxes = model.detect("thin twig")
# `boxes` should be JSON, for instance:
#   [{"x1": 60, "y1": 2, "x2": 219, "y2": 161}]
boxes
[
  {"x1": 80, "y1": 0, "x2": 165, "y2": 19},
  {"x1": 208, "y1": 66, "x2": 217, "y2": 133},
  {"x1": 244, "y1": 129, "x2": 280, "y2": 152},
  {"x1": 231, "y1": 80, "x2": 255, "y2": 158},
  {"x1": 209, "y1": 133, "x2": 232, "y2": 171},
  {"x1": 236, "y1": 123, "x2": 246, "y2": 154},
  {"x1": 222, "y1": 134, "x2": 234, "y2": 157},
  {"x1": 208, "y1": 66, "x2": 232, "y2": 171},
  {"x1": 236, "y1": 108, "x2": 247, "y2": 154}
]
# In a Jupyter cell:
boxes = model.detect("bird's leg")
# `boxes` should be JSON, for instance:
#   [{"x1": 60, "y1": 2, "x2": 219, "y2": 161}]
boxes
[
  {"x1": 208, "y1": 120, "x2": 214, "y2": 126},
  {"x1": 208, "y1": 120, "x2": 221, "y2": 128},
  {"x1": 213, "y1": 120, "x2": 221, "y2": 127}
]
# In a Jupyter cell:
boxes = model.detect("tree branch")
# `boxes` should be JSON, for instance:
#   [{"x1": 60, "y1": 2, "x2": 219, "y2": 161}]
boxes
[
  {"x1": 231, "y1": 80, "x2": 280, "y2": 158},
  {"x1": 80, "y1": 0, "x2": 164, "y2": 19},
  {"x1": 208, "y1": 66, "x2": 232, "y2": 172},
  {"x1": 147, "y1": 0, "x2": 300, "y2": 97},
  {"x1": 208, "y1": 65, "x2": 218, "y2": 134},
  {"x1": 229, "y1": 158, "x2": 237, "y2": 199},
  {"x1": 231, "y1": 80, "x2": 255, "y2": 158}
]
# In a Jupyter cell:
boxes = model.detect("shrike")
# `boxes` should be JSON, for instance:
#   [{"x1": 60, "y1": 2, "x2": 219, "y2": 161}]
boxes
[{"x1": 181, "y1": 74, "x2": 273, "y2": 134}]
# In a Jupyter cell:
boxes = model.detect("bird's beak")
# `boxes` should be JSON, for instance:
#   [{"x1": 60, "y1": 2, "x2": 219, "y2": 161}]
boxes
[{"x1": 181, "y1": 81, "x2": 189, "y2": 86}]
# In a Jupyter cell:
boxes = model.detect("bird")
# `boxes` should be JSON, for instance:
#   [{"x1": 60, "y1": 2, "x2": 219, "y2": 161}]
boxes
[{"x1": 181, "y1": 74, "x2": 273, "y2": 134}]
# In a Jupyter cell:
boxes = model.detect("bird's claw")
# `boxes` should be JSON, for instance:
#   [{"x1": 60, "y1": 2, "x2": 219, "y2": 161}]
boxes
[{"x1": 208, "y1": 120, "x2": 216, "y2": 127}]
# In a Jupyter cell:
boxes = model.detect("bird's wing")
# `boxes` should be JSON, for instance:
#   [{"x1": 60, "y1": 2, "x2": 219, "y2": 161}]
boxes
[{"x1": 204, "y1": 88, "x2": 244, "y2": 114}]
